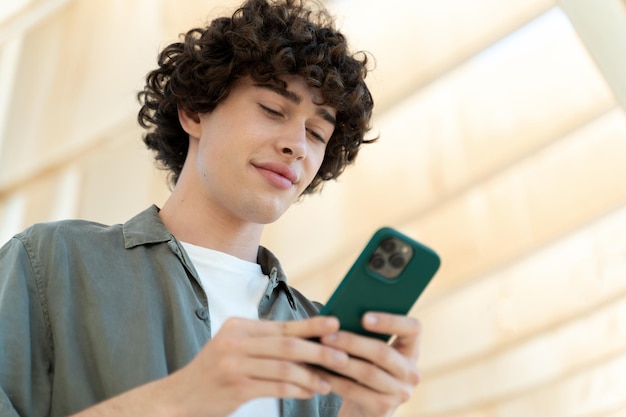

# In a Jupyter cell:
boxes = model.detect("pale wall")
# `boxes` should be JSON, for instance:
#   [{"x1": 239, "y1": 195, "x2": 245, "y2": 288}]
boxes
[{"x1": 1, "y1": 0, "x2": 625, "y2": 416}]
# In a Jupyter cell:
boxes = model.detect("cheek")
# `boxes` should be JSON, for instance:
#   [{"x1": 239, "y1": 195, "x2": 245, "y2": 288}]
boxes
[
  {"x1": 195, "y1": 137, "x2": 227, "y2": 181},
  {"x1": 307, "y1": 146, "x2": 326, "y2": 177},
  {"x1": 298, "y1": 149, "x2": 326, "y2": 193}
]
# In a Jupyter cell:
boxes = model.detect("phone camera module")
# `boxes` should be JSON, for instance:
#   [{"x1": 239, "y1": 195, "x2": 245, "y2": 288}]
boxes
[
  {"x1": 389, "y1": 254, "x2": 406, "y2": 269},
  {"x1": 381, "y1": 239, "x2": 397, "y2": 253},
  {"x1": 369, "y1": 254, "x2": 385, "y2": 270},
  {"x1": 368, "y1": 238, "x2": 414, "y2": 279}
]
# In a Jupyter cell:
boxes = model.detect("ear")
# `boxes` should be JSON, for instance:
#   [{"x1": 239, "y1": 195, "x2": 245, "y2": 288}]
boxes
[{"x1": 178, "y1": 107, "x2": 202, "y2": 138}]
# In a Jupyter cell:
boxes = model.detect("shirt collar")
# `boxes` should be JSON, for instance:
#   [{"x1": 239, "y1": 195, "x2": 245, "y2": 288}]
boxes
[
  {"x1": 257, "y1": 246, "x2": 296, "y2": 309},
  {"x1": 257, "y1": 246, "x2": 287, "y2": 282},
  {"x1": 122, "y1": 205, "x2": 173, "y2": 249},
  {"x1": 122, "y1": 204, "x2": 293, "y2": 287}
]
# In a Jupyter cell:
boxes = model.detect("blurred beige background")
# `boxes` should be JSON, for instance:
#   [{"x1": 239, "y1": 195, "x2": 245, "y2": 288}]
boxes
[{"x1": 2, "y1": 0, "x2": 626, "y2": 416}]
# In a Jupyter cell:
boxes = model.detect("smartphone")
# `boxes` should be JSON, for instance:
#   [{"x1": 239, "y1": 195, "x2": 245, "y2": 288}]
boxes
[{"x1": 317, "y1": 227, "x2": 441, "y2": 342}]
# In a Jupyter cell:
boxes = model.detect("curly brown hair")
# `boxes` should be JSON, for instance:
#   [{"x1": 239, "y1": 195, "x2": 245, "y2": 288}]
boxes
[{"x1": 137, "y1": 0, "x2": 375, "y2": 193}]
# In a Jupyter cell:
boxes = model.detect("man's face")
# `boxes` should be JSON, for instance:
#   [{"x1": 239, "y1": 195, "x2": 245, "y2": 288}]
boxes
[{"x1": 185, "y1": 75, "x2": 336, "y2": 225}]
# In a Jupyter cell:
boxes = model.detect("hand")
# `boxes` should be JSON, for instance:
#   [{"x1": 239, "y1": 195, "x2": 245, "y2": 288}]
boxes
[
  {"x1": 165, "y1": 316, "x2": 349, "y2": 417},
  {"x1": 318, "y1": 312, "x2": 422, "y2": 417}
]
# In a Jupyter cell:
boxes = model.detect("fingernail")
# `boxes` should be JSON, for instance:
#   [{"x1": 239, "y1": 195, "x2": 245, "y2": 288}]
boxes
[
  {"x1": 410, "y1": 368, "x2": 422, "y2": 385},
  {"x1": 319, "y1": 379, "x2": 331, "y2": 393},
  {"x1": 364, "y1": 313, "x2": 377, "y2": 326},
  {"x1": 333, "y1": 350, "x2": 349, "y2": 365},
  {"x1": 323, "y1": 333, "x2": 337, "y2": 343}
]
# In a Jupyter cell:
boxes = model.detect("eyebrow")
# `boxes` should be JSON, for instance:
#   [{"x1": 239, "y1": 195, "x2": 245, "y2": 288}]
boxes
[{"x1": 255, "y1": 83, "x2": 337, "y2": 126}]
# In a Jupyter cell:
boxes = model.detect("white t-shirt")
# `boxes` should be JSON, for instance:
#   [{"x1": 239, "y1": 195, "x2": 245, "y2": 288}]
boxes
[{"x1": 180, "y1": 241, "x2": 279, "y2": 417}]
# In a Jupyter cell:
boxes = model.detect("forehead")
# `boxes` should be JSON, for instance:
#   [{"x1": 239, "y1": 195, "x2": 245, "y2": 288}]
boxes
[{"x1": 286, "y1": 76, "x2": 326, "y2": 103}]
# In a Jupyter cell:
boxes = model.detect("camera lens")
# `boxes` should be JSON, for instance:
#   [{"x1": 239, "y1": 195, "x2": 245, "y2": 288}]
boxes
[
  {"x1": 389, "y1": 254, "x2": 405, "y2": 269},
  {"x1": 369, "y1": 254, "x2": 385, "y2": 269},
  {"x1": 381, "y1": 239, "x2": 396, "y2": 253}
]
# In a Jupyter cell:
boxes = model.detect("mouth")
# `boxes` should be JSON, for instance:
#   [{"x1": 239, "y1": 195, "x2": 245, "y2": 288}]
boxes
[{"x1": 252, "y1": 162, "x2": 299, "y2": 190}]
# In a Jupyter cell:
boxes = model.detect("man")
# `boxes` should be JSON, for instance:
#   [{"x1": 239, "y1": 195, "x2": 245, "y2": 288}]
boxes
[{"x1": 0, "y1": 0, "x2": 422, "y2": 416}]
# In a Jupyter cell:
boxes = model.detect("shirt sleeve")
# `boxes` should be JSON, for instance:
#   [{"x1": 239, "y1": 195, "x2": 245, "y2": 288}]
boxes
[{"x1": 0, "y1": 236, "x2": 53, "y2": 417}]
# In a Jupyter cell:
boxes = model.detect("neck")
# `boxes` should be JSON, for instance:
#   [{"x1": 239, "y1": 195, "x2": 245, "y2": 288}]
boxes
[{"x1": 159, "y1": 188, "x2": 264, "y2": 263}]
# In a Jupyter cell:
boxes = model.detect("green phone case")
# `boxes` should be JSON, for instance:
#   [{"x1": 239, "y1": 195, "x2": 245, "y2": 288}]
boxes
[{"x1": 318, "y1": 227, "x2": 441, "y2": 341}]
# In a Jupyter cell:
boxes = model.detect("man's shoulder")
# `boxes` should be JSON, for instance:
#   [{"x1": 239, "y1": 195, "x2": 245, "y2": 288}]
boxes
[
  {"x1": 13, "y1": 219, "x2": 123, "y2": 257},
  {"x1": 16, "y1": 218, "x2": 121, "y2": 245}
]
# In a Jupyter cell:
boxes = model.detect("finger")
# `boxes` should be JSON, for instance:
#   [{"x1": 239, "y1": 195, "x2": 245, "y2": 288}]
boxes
[
  {"x1": 362, "y1": 313, "x2": 422, "y2": 358},
  {"x1": 222, "y1": 316, "x2": 340, "y2": 338},
  {"x1": 320, "y1": 331, "x2": 416, "y2": 384},
  {"x1": 241, "y1": 335, "x2": 349, "y2": 369},
  {"x1": 228, "y1": 377, "x2": 319, "y2": 401},
  {"x1": 253, "y1": 381, "x2": 318, "y2": 400},
  {"x1": 320, "y1": 370, "x2": 413, "y2": 415},
  {"x1": 321, "y1": 353, "x2": 403, "y2": 395},
  {"x1": 275, "y1": 315, "x2": 340, "y2": 338},
  {"x1": 241, "y1": 358, "x2": 332, "y2": 394}
]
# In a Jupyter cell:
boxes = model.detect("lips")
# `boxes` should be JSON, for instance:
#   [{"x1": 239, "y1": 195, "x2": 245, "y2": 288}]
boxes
[{"x1": 253, "y1": 161, "x2": 299, "y2": 189}]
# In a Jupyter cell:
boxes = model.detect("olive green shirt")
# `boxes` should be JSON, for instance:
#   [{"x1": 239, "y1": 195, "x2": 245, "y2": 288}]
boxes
[{"x1": 0, "y1": 205, "x2": 341, "y2": 417}]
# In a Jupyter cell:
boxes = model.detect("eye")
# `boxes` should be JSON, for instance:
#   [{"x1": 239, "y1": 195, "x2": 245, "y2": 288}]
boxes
[
  {"x1": 259, "y1": 104, "x2": 284, "y2": 118},
  {"x1": 306, "y1": 128, "x2": 327, "y2": 144}
]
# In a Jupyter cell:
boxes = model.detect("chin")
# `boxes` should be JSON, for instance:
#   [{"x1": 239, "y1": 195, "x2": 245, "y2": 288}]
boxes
[
  {"x1": 248, "y1": 213, "x2": 282, "y2": 226},
  {"x1": 239, "y1": 190, "x2": 298, "y2": 224},
  {"x1": 245, "y1": 202, "x2": 290, "y2": 225}
]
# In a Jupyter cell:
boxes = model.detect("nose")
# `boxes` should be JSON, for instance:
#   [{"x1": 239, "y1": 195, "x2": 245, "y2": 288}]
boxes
[{"x1": 277, "y1": 121, "x2": 307, "y2": 160}]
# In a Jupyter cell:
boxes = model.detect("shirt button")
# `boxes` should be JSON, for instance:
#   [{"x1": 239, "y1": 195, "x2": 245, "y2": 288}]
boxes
[{"x1": 195, "y1": 308, "x2": 209, "y2": 321}]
